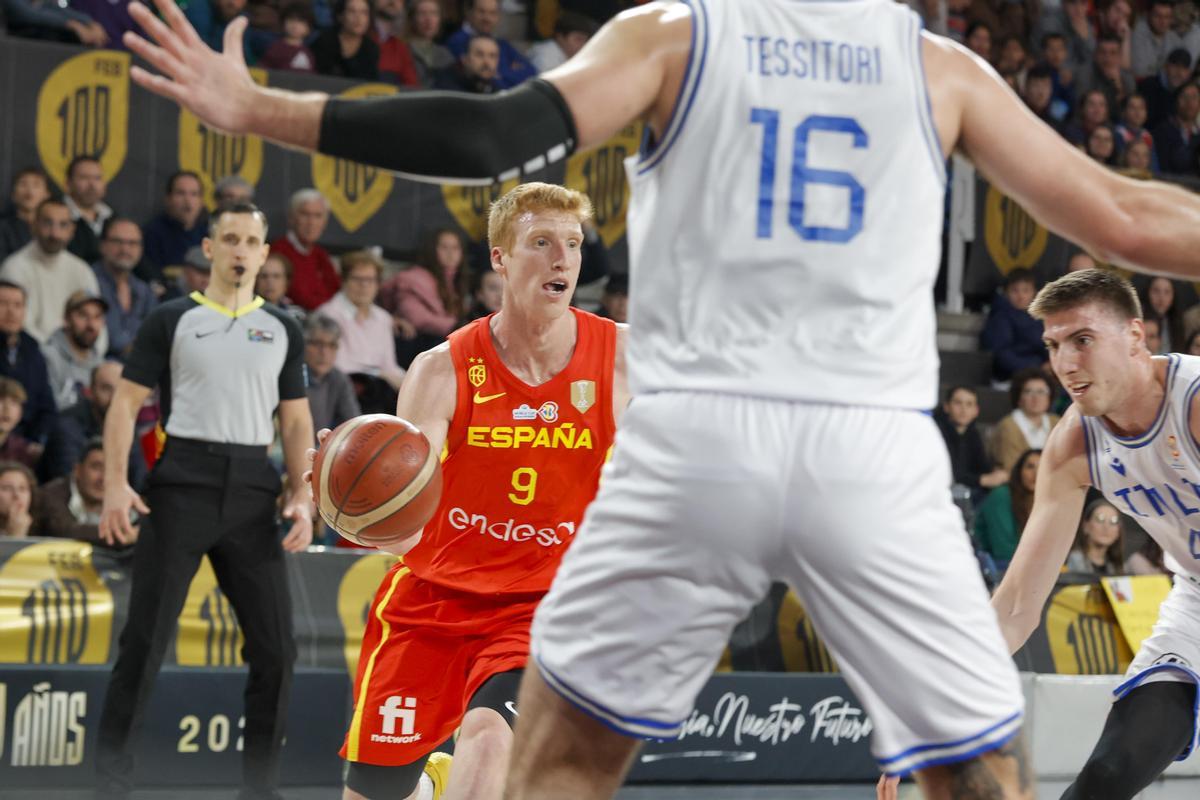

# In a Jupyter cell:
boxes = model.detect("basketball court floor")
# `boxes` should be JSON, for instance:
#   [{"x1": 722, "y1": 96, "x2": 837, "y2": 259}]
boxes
[{"x1": 3, "y1": 780, "x2": 1200, "y2": 799}]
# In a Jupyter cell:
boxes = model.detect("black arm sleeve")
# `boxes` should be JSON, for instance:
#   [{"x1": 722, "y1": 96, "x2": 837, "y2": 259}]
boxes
[{"x1": 317, "y1": 78, "x2": 579, "y2": 184}]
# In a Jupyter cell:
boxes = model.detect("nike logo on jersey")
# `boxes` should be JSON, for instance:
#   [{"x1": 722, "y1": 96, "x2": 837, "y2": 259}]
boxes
[
  {"x1": 473, "y1": 391, "x2": 506, "y2": 404},
  {"x1": 195, "y1": 330, "x2": 220, "y2": 339}
]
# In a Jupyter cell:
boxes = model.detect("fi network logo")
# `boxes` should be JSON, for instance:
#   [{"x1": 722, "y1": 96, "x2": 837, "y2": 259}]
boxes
[{"x1": 379, "y1": 696, "x2": 416, "y2": 735}]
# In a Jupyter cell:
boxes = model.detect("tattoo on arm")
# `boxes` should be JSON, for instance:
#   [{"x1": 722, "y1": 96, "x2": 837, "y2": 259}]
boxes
[{"x1": 946, "y1": 735, "x2": 1032, "y2": 799}]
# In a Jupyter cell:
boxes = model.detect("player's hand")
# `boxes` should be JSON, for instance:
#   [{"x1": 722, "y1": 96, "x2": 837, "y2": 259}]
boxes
[
  {"x1": 280, "y1": 495, "x2": 314, "y2": 552},
  {"x1": 302, "y1": 428, "x2": 333, "y2": 497},
  {"x1": 123, "y1": 0, "x2": 259, "y2": 133},
  {"x1": 877, "y1": 775, "x2": 900, "y2": 800},
  {"x1": 100, "y1": 483, "x2": 150, "y2": 546}
]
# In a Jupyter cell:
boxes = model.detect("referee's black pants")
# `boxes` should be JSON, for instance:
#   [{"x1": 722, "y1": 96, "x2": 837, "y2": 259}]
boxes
[{"x1": 96, "y1": 438, "x2": 296, "y2": 799}]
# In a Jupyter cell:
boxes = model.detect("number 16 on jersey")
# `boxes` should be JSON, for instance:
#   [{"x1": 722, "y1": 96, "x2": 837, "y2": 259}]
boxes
[{"x1": 750, "y1": 108, "x2": 868, "y2": 244}]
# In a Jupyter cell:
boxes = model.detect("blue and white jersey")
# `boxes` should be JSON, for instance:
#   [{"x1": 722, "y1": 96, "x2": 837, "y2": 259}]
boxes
[
  {"x1": 624, "y1": 0, "x2": 945, "y2": 408},
  {"x1": 1081, "y1": 354, "x2": 1200, "y2": 579}
]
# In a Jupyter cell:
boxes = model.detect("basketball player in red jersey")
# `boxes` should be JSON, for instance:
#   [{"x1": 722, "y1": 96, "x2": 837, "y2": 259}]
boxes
[{"x1": 319, "y1": 183, "x2": 628, "y2": 800}]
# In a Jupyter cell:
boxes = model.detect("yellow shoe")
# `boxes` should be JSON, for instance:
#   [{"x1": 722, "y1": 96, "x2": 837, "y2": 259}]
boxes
[{"x1": 423, "y1": 751, "x2": 453, "y2": 800}]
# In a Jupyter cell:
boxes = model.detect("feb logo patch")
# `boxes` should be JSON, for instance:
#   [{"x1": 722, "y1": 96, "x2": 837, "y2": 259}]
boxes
[{"x1": 247, "y1": 329, "x2": 274, "y2": 343}]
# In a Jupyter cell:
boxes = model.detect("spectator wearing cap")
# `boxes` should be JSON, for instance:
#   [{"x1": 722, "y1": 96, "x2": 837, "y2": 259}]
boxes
[
  {"x1": 0, "y1": 198, "x2": 101, "y2": 344},
  {"x1": 64, "y1": 155, "x2": 114, "y2": 265},
  {"x1": 0, "y1": 281, "x2": 57, "y2": 449},
  {"x1": 528, "y1": 11, "x2": 598, "y2": 73},
  {"x1": 269, "y1": 189, "x2": 340, "y2": 310},
  {"x1": 0, "y1": 377, "x2": 40, "y2": 470},
  {"x1": 0, "y1": 168, "x2": 51, "y2": 263},
  {"x1": 259, "y1": 2, "x2": 317, "y2": 72},
  {"x1": 213, "y1": 175, "x2": 255, "y2": 209},
  {"x1": 1138, "y1": 47, "x2": 1194, "y2": 130},
  {"x1": 34, "y1": 437, "x2": 106, "y2": 544},
  {"x1": 163, "y1": 246, "x2": 213, "y2": 302},
  {"x1": 445, "y1": 0, "x2": 536, "y2": 88},
  {"x1": 980, "y1": 268, "x2": 1047, "y2": 384},
  {"x1": 303, "y1": 314, "x2": 361, "y2": 432},
  {"x1": 1153, "y1": 81, "x2": 1200, "y2": 175},
  {"x1": 94, "y1": 218, "x2": 155, "y2": 360},
  {"x1": 141, "y1": 172, "x2": 207, "y2": 287},
  {"x1": 43, "y1": 291, "x2": 108, "y2": 410}
]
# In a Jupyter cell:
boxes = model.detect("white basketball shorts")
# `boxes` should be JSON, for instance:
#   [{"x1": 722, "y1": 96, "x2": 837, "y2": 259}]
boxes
[
  {"x1": 531, "y1": 392, "x2": 1025, "y2": 775},
  {"x1": 1116, "y1": 572, "x2": 1200, "y2": 760}
]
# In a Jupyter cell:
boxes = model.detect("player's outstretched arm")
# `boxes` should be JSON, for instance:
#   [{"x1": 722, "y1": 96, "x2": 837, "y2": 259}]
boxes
[
  {"x1": 989, "y1": 410, "x2": 1090, "y2": 652},
  {"x1": 932, "y1": 34, "x2": 1200, "y2": 279}
]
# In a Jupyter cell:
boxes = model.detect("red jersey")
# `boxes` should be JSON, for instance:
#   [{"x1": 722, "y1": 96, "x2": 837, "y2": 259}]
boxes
[{"x1": 403, "y1": 309, "x2": 617, "y2": 595}]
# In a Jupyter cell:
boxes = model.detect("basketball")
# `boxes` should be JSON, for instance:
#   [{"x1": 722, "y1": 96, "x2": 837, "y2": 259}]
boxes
[{"x1": 312, "y1": 414, "x2": 443, "y2": 548}]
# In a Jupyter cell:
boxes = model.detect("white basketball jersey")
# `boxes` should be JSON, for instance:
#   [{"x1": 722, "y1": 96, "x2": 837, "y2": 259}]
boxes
[
  {"x1": 624, "y1": 0, "x2": 945, "y2": 408},
  {"x1": 1081, "y1": 354, "x2": 1200, "y2": 579}
]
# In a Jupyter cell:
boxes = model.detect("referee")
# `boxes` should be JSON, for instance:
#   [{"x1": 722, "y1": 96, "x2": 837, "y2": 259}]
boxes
[{"x1": 95, "y1": 202, "x2": 315, "y2": 800}]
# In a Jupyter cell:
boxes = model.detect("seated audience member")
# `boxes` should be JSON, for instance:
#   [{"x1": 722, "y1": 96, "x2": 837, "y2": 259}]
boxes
[
  {"x1": 1120, "y1": 139, "x2": 1156, "y2": 175},
  {"x1": 991, "y1": 369, "x2": 1061, "y2": 473},
  {"x1": 1131, "y1": 0, "x2": 1180, "y2": 79},
  {"x1": 0, "y1": 281, "x2": 56, "y2": 448},
  {"x1": 1126, "y1": 536, "x2": 1167, "y2": 574},
  {"x1": 964, "y1": 21, "x2": 993, "y2": 62},
  {"x1": 270, "y1": 189, "x2": 340, "y2": 310},
  {"x1": 3, "y1": 0, "x2": 108, "y2": 45},
  {"x1": 162, "y1": 247, "x2": 212, "y2": 302},
  {"x1": 140, "y1": 171, "x2": 206, "y2": 286},
  {"x1": 974, "y1": 449, "x2": 1040, "y2": 566},
  {"x1": 1066, "y1": 498, "x2": 1125, "y2": 575},
  {"x1": 260, "y1": 2, "x2": 317, "y2": 72},
  {"x1": 1065, "y1": 89, "x2": 1113, "y2": 147},
  {"x1": 304, "y1": 314, "x2": 361, "y2": 432},
  {"x1": 185, "y1": 0, "x2": 251, "y2": 53},
  {"x1": 1139, "y1": 47, "x2": 1193, "y2": 130},
  {"x1": 64, "y1": 156, "x2": 114, "y2": 265},
  {"x1": 0, "y1": 199, "x2": 101, "y2": 343},
  {"x1": 599, "y1": 273, "x2": 628, "y2": 323},
  {"x1": 94, "y1": 218, "x2": 155, "y2": 360},
  {"x1": 317, "y1": 250, "x2": 406, "y2": 391},
  {"x1": 1153, "y1": 81, "x2": 1200, "y2": 176},
  {"x1": 0, "y1": 461, "x2": 36, "y2": 538},
  {"x1": 1115, "y1": 93, "x2": 1159, "y2": 169},
  {"x1": 1038, "y1": 32, "x2": 1075, "y2": 122},
  {"x1": 213, "y1": 175, "x2": 255, "y2": 208},
  {"x1": 255, "y1": 253, "x2": 306, "y2": 322},
  {"x1": 43, "y1": 291, "x2": 107, "y2": 410},
  {"x1": 1085, "y1": 124, "x2": 1120, "y2": 164},
  {"x1": 312, "y1": 0, "x2": 380, "y2": 80},
  {"x1": 1022, "y1": 64, "x2": 1066, "y2": 135},
  {"x1": 34, "y1": 438, "x2": 106, "y2": 544},
  {"x1": 405, "y1": 0, "x2": 454, "y2": 86},
  {"x1": 380, "y1": 227, "x2": 468, "y2": 340},
  {"x1": 0, "y1": 168, "x2": 51, "y2": 262},
  {"x1": 528, "y1": 11, "x2": 598, "y2": 73},
  {"x1": 980, "y1": 268, "x2": 1046, "y2": 383},
  {"x1": 935, "y1": 386, "x2": 1007, "y2": 502},
  {"x1": 1140, "y1": 276, "x2": 1185, "y2": 352},
  {"x1": 1143, "y1": 315, "x2": 1164, "y2": 353},
  {"x1": 1185, "y1": 328, "x2": 1200, "y2": 356},
  {"x1": 70, "y1": 0, "x2": 143, "y2": 52},
  {"x1": 371, "y1": 0, "x2": 419, "y2": 85},
  {"x1": 469, "y1": 268, "x2": 503, "y2": 320},
  {"x1": 445, "y1": 0, "x2": 536, "y2": 88},
  {"x1": 434, "y1": 34, "x2": 502, "y2": 93},
  {"x1": 0, "y1": 378, "x2": 39, "y2": 469},
  {"x1": 44, "y1": 361, "x2": 144, "y2": 486},
  {"x1": 1074, "y1": 34, "x2": 1136, "y2": 121},
  {"x1": 994, "y1": 35, "x2": 1029, "y2": 79},
  {"x1": 1066, "y1": 251, "x2": 1097, "y2": 272}
]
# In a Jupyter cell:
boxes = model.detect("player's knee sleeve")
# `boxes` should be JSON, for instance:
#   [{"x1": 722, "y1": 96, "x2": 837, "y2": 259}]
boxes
[
  {"x1": 466, "y1": 669, "x2": 522, "y2": 729},
  {"x1": 344, "y1": 758, "x2": 426, "y2": 800}
]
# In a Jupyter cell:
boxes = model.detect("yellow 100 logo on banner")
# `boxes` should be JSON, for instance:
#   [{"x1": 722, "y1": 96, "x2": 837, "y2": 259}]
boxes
[
  {"x1": 563, "y1": 123, "x2": 641, "y2": 248},
  {"x1": 312, "y1": 83, "x2": 399, "y2": 233},
  {"x1": 35, "y1": 51, "x2": 131, "y2": 191},
  {"x1": 178, "y1": 68, "x2": 268, "y2": 210}
]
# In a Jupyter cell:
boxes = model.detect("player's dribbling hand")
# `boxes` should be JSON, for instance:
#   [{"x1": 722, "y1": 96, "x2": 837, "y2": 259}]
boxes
[
  {"x1": 876, "y1": 774, "x2": 900, "y2": 800},
  {"x1": 301, "y1": 428, "x2": 333, "y2": 498},
  {"x1": 100, "y1": 483, "x2": 150, "y2": 547},
  {"x1": 122, "y1": 0, "x2": 259, "y2": 134}
]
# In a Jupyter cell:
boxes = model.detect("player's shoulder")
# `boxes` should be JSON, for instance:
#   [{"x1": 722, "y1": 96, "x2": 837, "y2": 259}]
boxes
[
  {"x1": 407, "y1": 341, "x2": 456, "y2": 387},
  {"x1": 1042, "y1": 405, "x2": 1091, "y2": 484}
]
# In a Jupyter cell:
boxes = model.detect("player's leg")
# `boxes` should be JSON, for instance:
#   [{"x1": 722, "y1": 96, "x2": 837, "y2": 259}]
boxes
[
  {"x1": 506, "y1": 393, "x2": 785, "y2": 799},
  {"x1": 776, "y1": 405, "x2": 1030, "y2": 800},
  {"x1": 439, "y1": 670, "x2": 522, "y2": 800},
  {"x1": 208, "y1": 457, "x2": 297, "y2": 800},
  {"x1": 95, "y1": 476, "x2": 218, "y2": 797},
  {"x1": 1061, "y1": 681, "x2": 1196, "y2": 800}
]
